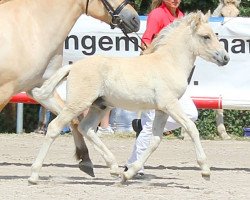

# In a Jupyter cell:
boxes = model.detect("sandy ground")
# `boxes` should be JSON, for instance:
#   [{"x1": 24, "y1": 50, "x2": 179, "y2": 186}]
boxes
[{"x1": 0, "y1": 133, "x2": 250, "y2": 200}]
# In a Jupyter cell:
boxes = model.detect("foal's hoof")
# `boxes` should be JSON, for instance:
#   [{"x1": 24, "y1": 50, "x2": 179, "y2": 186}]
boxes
[
  {"x1": 202, "y1": 173, "x2": 210, "y2": 181},
  {"x1": 119, "y1": 173, "x2": 128, "y2": 184},
  {"x1": 28, "y1": 177, "x2": 38, "y2": 185},
  {"x1": 110, "y1": 166, "x2": 122, "y2": 177},
  {"x1": 110, "y1": 171, "x2": 120, "y2": 178},
  {"x1": 79, "y1": 160, "x2": 95, "y2": 177}
]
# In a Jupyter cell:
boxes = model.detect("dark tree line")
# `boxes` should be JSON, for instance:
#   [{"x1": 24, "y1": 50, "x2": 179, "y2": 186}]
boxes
[{"x1": 134, "y1": 0, "x2": 250, "y2": 16}]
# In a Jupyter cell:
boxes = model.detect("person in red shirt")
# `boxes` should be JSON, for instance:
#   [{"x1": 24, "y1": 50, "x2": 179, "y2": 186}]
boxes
[
  {"x1": 125, "y1": 0, "x2": 198, "y2": 176},
  {"x1": 142, "y1": 0, "x2": 184, "y2": 48}
]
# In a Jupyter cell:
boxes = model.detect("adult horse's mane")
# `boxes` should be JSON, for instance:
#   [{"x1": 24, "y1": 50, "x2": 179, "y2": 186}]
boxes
[{"x1": 144, "y1": 12, "x2": 205, "y2": 54}]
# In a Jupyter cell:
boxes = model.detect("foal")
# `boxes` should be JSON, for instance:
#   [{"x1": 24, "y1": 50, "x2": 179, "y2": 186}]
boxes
[{"x1": 29, "y1": 11, "x2": 230, "y2": 184}]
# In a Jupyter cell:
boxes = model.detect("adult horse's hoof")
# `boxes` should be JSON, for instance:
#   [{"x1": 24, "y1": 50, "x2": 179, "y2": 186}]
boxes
[{"x1": 79, "y1": 160, "x2": 95, "y2": 177}]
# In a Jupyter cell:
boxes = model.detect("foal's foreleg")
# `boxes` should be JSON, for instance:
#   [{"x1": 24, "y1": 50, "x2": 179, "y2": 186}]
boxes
[
  {"x1": 29, "y1": 90, "x2": 94, "y2": 176},
  {"x1": 168, "y1": 102, "x2": 210, "y2": 179},
  {"x1": 121, "y1": 110, "x2": 168, "y2": 182},
  {"x1": 215, "y1": 109, "x2": 231, "y2": 140},
  {"x1": 78, "y1": 106, "x2": 120, "y2": 176}
]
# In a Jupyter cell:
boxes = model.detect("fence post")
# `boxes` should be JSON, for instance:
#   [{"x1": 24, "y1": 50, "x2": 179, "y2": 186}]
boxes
[{"x1": 16, "y1": 103, "x2": 24, "y2": 134}]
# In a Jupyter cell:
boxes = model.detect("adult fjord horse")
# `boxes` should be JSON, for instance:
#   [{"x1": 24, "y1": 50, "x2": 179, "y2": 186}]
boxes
[
  {"x1": 0, "y1": 0, "x2": 140, "y2": 177},
  {"x1": 30, "y1": 11, "x2": 230, "y2": 184}
]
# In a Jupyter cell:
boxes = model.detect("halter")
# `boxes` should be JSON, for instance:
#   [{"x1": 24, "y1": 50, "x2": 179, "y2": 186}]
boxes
[
  {"x1": 86, "y1": 0, "x2": 145, "y2": 51},
  {"x1": 86, "y1": 0, "x2": 131, "y2": 29}
]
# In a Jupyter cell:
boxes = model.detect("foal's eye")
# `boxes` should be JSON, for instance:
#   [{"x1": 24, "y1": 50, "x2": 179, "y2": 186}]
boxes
[{"x1": 202, "y1": 35, "x2": 210, "y2": 40}]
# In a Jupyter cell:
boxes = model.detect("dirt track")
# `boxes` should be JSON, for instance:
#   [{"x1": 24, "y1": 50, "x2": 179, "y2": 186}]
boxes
[{"x1": 0, "y1": 133, "x2": 250, "y2": 200}]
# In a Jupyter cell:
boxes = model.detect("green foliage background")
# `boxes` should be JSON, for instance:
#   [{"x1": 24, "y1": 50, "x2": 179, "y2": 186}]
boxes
[
  {"x1": 194, "y1": 110, "x2": 250, "y2": 139},
  {"x1": 0, "y1": 104, "x2": 40, "y2": 133},
  {"x1": 0, "y1": 0, "x2": 250, "y2": 137},
  {"x1": 135, "y1": 0, "x2": 250, "y2": 16}
]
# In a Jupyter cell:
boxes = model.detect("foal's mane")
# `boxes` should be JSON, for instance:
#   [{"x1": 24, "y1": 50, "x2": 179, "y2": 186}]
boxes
[{"x1": 143, "y1": 12, "x2": 200, "y2": 55}]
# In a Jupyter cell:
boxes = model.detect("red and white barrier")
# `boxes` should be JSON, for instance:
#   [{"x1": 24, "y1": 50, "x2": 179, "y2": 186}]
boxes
[
  {"x1": 9, "y1": 93, "x2": 224, "y2": 109},
  {"x1": 10, "y1": 93, "x2": 37, "y2": 104}
]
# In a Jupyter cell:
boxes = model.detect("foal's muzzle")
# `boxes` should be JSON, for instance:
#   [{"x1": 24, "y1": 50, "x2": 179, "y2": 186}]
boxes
[{"x1": 214, "y1": 50, "x2": 230, "y2": 66}]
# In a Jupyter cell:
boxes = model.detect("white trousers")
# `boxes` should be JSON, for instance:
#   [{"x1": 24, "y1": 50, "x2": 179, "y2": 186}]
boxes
[{"x1": 126, "y1": 91, "x2": 198, "y2": 173}]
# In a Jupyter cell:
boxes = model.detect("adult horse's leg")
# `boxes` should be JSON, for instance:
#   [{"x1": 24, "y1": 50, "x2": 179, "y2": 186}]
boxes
[
  {"x1": 121, "y1": 110, "x2": 168, "y2": 182},
  {"x1": 215, "y1": 109, "x2": 231, "y2": 139},
  {"x1": 78, "y1": 105, "x2": 120, "y2": 176},
  {"x1": 34, "y1": 106, "x2": 49, "y2": 134},
  {"x1": 0, "y1": 81, "x2": 15, "y2": 112},
  {"x1": 0, "y1": 103, "x2": 7, "y2": 112},
  {"x1": 0, "y1": 97, "x2": 11, "y2": 112},
  {"x1": 28, "y1": 90, "x2": 95, "y2": 177},
  {"x1": 70, "y1": 118, "x2": 95, "y2": 176}
]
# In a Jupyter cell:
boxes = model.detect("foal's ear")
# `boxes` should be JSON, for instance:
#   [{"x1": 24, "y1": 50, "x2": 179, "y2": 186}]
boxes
[
  {"x1": 204, "y1": 10, "x2": 211, "y2": 22},
  {"x1": 190, "y1": 11, "x2": 203, "y2": 31}
]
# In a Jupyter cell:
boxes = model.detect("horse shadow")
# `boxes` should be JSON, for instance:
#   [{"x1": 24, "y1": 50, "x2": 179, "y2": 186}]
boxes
[
  {"x1": 1, "y1": 162, "x2": 250, "y2": 173},
  {"x1": 0, "y1": 162, "x2": 249, "y2": 188},
  {"x1": 145, "y1": 164, "x2": 250, "y2": 173}
]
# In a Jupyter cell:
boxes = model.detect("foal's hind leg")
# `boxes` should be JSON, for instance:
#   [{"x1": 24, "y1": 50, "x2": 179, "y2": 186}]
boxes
[
  {"x1": 121, "y1": 110, "x2": 168, "y2": 182},
  {"x1": 29, "y1": 90, "x2": 94, "y2": 177},
  {"x1": 78, "y1": 105, "x2": 120, "y2": 176},
  {"x1": 28, "y1": 107, "x2": 77, "y2": 184}
]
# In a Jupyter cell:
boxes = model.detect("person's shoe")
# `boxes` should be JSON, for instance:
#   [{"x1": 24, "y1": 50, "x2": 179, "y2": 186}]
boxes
[
  {"x1": 132, "y1": 119, "x2": 142, "y2": 138},
  {"x1": 96, "y1": 126, "x2": 114, "y2": 137}
]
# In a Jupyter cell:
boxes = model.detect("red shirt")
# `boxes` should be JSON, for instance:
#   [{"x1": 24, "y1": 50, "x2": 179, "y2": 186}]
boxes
[{"x1": 142, "y1": 3, "x2": 184, "y2": 45}]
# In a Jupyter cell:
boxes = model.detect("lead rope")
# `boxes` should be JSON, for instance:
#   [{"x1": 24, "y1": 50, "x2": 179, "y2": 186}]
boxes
[{"x1": 121, "y1": 30, "x2": 147, "y2": 51}]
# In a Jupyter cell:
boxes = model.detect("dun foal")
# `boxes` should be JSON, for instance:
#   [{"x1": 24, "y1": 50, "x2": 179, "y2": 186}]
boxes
[{"x1": 30, "y1": 11, "x2": 230, "y2": 184}]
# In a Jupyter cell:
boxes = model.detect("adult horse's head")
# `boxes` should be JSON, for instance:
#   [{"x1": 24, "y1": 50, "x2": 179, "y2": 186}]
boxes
[
  {"x1": 84, "y1": 0, "x2": 140, "y2": 33},
  {"x1": 188, "y1": 11, "x2": 230, "y2": 66}
]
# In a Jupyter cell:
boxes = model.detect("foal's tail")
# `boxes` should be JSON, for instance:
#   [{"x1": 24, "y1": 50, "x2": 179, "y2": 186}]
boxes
[{"x1": 32, "y1": 65, "x2": 72, "y2": 100}]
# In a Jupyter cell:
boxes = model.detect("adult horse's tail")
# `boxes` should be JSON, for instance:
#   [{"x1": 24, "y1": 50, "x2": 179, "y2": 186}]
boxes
[{"x1": 32, "y1": 65, "x2": 71, "y2": 100}]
